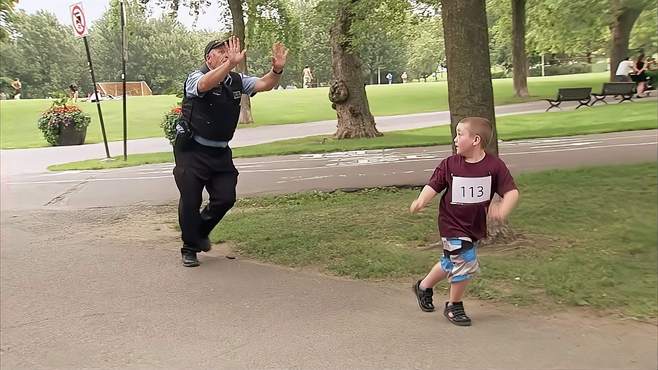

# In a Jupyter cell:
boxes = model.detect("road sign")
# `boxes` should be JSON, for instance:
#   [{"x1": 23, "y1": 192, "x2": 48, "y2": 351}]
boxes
[
  {"x1": 70, "y1": 2, "x2": 88, "y2": 38},
  {"x1": 70, "y1": 1, "x2": 110, "y2": 158}
]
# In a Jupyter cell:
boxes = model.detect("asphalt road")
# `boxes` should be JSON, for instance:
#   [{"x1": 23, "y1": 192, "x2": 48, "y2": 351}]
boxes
[
  {"x1": 2, "y1": 130, "x2": 656, "y2": 211},
  {"x1": 0, "y1": 98, "x2": 628, "y2": 177}
]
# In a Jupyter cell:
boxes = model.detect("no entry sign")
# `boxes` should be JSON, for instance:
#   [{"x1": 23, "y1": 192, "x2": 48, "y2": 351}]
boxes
[{"x1": 70, "y1": 2, "x2": 88, "y2": 38}]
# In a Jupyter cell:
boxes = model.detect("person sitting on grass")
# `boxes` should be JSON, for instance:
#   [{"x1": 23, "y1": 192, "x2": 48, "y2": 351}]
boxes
[{"x1": 409, "y1": 117, "x2": 519, "y2": 326}]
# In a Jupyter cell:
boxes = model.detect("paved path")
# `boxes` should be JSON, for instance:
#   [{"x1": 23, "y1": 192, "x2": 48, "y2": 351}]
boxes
[
  {"x1": 0, "y1": 98, "x2": 622, "y2": 176},
  {"x1": 1, "y1": 206, "x2": 655, "y2": 369}
]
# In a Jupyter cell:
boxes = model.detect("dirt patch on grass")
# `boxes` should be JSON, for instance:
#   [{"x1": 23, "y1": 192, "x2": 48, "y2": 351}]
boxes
[
  {"x1": 412, "y1": 228, "x2": 560, "y2": 256},
  {"x1": 478, "y1": 232, "x2": 560, "y2": 255}
]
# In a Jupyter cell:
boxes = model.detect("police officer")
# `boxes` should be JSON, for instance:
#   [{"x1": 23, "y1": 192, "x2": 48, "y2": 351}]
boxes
[{"x1": 175, "y1": 36, "x2": 288, "y2": 267}]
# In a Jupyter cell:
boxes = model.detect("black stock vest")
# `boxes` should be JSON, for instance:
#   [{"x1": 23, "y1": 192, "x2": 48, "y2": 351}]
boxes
[{"x1": 181, "y1": 64, "x2": 243, "y2": 142}]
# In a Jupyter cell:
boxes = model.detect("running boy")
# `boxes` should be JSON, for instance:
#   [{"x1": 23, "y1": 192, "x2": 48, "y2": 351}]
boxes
[{"x1": 409, "y1": 117, "x2": 519, "y2": 326}]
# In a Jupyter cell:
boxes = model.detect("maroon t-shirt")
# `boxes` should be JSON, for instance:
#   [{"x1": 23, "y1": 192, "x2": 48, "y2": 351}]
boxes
[{"x1": 427, "y1": 154, "x2": 517, "y2": 241}]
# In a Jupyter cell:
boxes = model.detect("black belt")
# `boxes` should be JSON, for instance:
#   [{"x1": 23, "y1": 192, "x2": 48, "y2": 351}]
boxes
[
  {"x1": 443, "y1": 240, "x2": 475, "y2": 258},
  {"x1": 193, "y1": 135, "x2": 229, "y2": 148}
]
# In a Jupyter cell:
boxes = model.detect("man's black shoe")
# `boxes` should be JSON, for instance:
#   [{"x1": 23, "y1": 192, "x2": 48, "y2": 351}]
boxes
[
  {"x1": 182, "y1": 251, "x2": 200, "y2": 267},
  {"x1": 413, "y1": 280, "x2": 435, "y2": 312},
  {"x1": 444, "y1": 301, "x2": 471, "y2": 326}
]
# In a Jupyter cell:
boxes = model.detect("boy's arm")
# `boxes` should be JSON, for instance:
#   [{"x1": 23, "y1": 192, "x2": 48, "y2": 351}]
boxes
[
  {"x1": 488, "y1": 189, "x2": 519, "y2": 221},
  {"x1": 410, "y1": 185, "x2": 438, "y2": 214}
]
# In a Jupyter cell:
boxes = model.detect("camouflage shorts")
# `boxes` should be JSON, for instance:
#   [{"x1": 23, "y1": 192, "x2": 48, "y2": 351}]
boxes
[{"x1": 440, "y1": 238, "x2": 480, "y2": 283}]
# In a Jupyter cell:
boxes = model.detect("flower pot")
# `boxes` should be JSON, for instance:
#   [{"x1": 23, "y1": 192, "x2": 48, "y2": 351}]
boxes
[{"x1": 56, "y1": 123, "x2": 87, "y2": 146}]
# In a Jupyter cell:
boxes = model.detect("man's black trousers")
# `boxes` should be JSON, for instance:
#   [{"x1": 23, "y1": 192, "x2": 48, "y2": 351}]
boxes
[{"x1": 173, "y1": 141, "x2": 238, "y2": 254}]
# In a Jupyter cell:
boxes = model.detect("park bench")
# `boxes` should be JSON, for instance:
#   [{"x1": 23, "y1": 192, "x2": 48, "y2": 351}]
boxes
[
  {"x1": 545, "y1": 87, "x2": 592, "y2": 111},
  {"x1": 590, "y1": 82, "x2": 635, "y2": 106}
]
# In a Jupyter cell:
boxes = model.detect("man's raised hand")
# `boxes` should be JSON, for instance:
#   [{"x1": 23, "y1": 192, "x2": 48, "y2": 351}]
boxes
[
  {"x1": 227, "y1": 36, "x2": 246, "y2": 68},
  {"x1": 271, "y1": 42, "x2": 288, "y2": 71}
]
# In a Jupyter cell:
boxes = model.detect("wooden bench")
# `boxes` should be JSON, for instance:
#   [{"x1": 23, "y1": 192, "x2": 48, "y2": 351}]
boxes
[
  {"x1": 545, "y1": 87, "x2": 592, "y2": 111},
  {"x1": 590, "y1": 82, "x2": 635, "y2": 106}
]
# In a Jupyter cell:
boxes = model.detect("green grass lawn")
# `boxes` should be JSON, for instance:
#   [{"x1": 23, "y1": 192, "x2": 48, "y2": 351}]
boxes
[
  {"x1": 48, "y1": 100, "x2": 657, "y2": 171},
  {"x1": 1, "y1": 72, "x2": 610, "y2": 149},
  {"x1": 211, "y1": 163, "x2": 657, "y2": 319}
]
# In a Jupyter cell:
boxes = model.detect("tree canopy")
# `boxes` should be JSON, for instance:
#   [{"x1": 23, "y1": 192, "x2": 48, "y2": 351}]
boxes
[{"x1": 1, "y1": 0, "x2": 655, "y2": 98}]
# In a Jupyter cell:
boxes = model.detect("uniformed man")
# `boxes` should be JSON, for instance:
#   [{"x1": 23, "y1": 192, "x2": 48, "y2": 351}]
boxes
[{"x1": 174, "y1": 36, "x2": 288, "y2": 267}]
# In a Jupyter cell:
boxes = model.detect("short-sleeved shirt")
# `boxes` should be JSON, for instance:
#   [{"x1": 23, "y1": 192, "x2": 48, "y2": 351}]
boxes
[
  {"x1": 427, "y1": 154, "x2": 517, "y2": 241},
  {"x1": 185, "y1": 69, "x2": 258, "y2": 98},
  {"x1": 615, "y1": 60, "x2": 634, "y2": 76}
]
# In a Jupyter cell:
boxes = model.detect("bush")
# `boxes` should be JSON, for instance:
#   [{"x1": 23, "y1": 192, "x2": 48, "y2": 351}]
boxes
[
  {"x1": 529, "y1": 63, "x2": 592, "y2": 77},
  {"x1": 161, "y1": 106, "x2": 182, "y2": 144},
  {"x1": 37, "y1": 97, "x2": 91, "y2": 146},
  {"x1": 491, "y1": 71, "x2": 510, "y2": 79},
  {"x1": 0, "y1": 77, "x2": 12, "y2": 95}
]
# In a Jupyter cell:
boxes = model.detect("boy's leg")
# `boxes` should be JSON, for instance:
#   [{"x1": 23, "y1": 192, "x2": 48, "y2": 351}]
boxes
[
  {"x1": 444, "y1": 278, "x2": 473, "y2": 326},
  {"x1": 448, "y1": 280, "x2": 469, "y2": 303},
  {"x1": 443, "y1": 246, "x2": 479, "y2": 326},
  {"x1": 413, "y1": 259, "x2": 450, "y2": 312},
  {"x1": 420, "y1": 262, "x2": 449, "y2": 289}
]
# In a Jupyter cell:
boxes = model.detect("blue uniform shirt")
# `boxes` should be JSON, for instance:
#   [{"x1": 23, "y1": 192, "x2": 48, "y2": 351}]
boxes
[{"x1": 185, "y1": 69, "x2": 258, "y2": 98}]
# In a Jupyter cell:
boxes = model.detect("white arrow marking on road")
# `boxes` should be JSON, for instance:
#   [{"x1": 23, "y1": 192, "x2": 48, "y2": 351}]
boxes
[{"x1": 530, "y1": 141, "x2": 600, "y2": 149}]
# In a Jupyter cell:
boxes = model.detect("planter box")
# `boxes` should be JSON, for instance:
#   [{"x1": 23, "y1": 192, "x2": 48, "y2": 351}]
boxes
[{"x1": 56, "y1": 123, "x2": 87, "y2": 146}]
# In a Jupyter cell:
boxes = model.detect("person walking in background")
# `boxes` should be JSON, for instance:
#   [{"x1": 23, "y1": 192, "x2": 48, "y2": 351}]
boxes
[
  {"x1": 401, "y1": 71, "x2": 408, "y2": 83},
  {"x1": 644, "y1": 57, "x2": 657, "y2": 93},
  {"x1": 302, "y1": 65, "x2": 313, "y2": 88},
  {"x1": 386, "y1": 72, "x2": 393, "y2": 85},
  {"x1": 69, "y1": 84, "x2": 79, "y2": 102}
]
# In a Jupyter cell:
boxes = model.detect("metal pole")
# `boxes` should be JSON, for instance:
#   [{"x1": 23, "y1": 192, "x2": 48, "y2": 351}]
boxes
[
  {"x1": 83, "y1": 36, "x2": 111, "y2": 159},
  {"x1": 377, "y1": 66, "x2": 381, "y2": 84},
  {"x1": 120, "y1": 0, "x2": 127, "y2": 161},
  {"x1": 541, "y1": 54, "x2": 545, "y2": 77}
]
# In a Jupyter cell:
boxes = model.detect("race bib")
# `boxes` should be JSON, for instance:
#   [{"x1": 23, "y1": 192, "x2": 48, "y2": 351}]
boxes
[{"x1": 451, "y1": 175, "x2": 491, "y2": 204}]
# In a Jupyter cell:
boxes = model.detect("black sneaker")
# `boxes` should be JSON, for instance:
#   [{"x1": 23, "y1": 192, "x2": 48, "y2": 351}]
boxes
[
  {"x1": 182, "y1": 251, "x2": 200, "y2": 267},
  {"x1": 413, "y1": 280, "x2": 435, "y2": 312},
  {"x1": 444, "y1": 301, "x2": 471, "y2": 326}
]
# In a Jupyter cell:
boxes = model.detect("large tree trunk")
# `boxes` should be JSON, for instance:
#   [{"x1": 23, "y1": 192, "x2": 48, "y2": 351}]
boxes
[
  {"x1": 329, "y1": 1, "x2": 381, "y2": 139},
  {"x1": 228, "y1": 0, "x2": 253, "y2": 124},
  {"x1": 511, "y1": 0, "x2": 528, "y2": 98},
  {"x1": 608, "y1": 0, "x2": 643, "y2": 81},
  {"x1": 441, "y1": 0, "x2": 510, "y2": 243},
  {"x1": 441, "y1": 0, "x2": 498, "y2": 156}
]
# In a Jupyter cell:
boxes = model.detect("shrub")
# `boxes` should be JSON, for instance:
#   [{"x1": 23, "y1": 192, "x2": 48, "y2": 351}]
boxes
[{"x1": 529, "y1": 63, "x2": 593, "y2": 77}]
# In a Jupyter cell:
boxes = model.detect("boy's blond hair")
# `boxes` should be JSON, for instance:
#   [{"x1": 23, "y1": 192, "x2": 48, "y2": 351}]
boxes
[{"x1": 459, "y1": 117, "x2": 492, "y2": 149}]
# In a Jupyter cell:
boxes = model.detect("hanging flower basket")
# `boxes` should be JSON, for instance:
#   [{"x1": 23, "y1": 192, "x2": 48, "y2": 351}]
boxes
[{"x1": 37, "y1": 97, "x2": 90, "y2": 146}]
